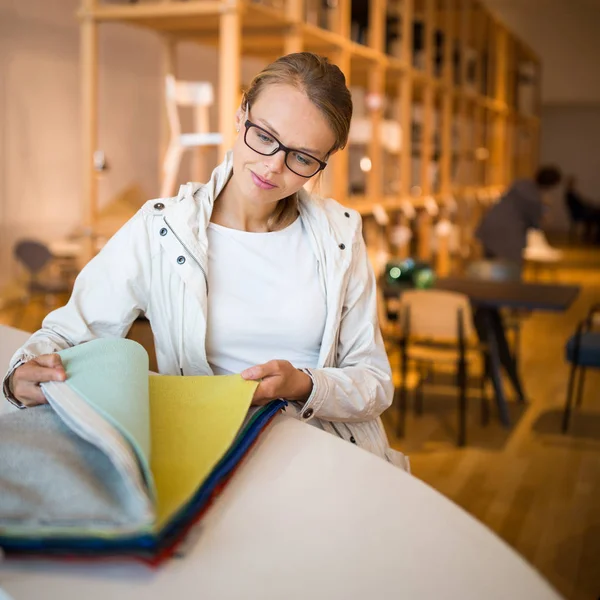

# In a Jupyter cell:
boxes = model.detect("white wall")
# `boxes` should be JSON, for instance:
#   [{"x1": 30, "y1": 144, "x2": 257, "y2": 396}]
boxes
[
  {"x1": 541, "y1": 105, "x2": 600, "y2": 232},
  {"x1": 482, "y1": 0, "x2": 600, "y2": 105},
  {"x1": 0, "y1": 0, "x2": 264, "y2": 288},
  {"x1": 482, "y1": 0, "x2": 600, "y2": 234}
]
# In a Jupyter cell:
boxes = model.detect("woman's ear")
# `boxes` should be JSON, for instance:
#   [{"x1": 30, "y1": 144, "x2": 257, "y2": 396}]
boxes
[{"x1": 235, "y1": 107, "x2": 244, "y2": 133}]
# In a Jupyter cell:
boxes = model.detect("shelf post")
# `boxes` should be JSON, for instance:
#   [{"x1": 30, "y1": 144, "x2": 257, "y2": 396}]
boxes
[
  {"x1": 219, "y1": 0, "x2": 241, "y2": 159},
  {"x1": 417, "y1": 0, "x2": 435, "y2": 261},
  {"x1": 81, "y1": 0, "x2": 99, "y2": 263},
  {"x1": 285, "y1": 0, "x2": 304, "y2": 54},
  {"x1": 331, "y1": 49, "x2": 351, "y2": 202}
]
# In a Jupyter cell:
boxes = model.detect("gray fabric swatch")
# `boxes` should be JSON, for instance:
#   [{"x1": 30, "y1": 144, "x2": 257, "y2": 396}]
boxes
[{"x1": 0, "y1": 405, "x2": 150, "y2": 533}]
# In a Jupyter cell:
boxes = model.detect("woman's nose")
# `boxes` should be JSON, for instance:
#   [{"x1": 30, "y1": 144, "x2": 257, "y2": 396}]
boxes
[{"x1": 264, "y1": 150, "x2": 286, "y2": 174}]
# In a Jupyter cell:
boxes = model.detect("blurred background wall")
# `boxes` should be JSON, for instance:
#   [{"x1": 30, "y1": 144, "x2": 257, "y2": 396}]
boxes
[
  {"x1": 483, "y1": 0, "x2": 600, "y2": 232},
  {"x1": 0, "y1": 0, "x2": 263, "y2": 289}
]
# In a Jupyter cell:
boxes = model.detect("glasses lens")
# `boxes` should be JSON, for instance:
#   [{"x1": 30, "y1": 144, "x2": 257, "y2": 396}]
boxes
[
  {"x1": 245, "y1": 124, "x2": 322, "y2": 178},
  {"x1": 246, "y1": 125, "x2": 278, "y2": 155},
  {"x1": 285, "y1": 151, "x2": 321, "y2": 177}
]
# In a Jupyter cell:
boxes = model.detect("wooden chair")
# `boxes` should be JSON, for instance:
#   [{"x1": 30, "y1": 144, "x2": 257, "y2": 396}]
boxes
[
  {"x1": 161, "y1": 75, "x2": 223, "y2": 198},
  {"x1": 396, "y1": 289, "x2": 490, "y2": 446},
  {"x1": 562, "y1": 305, "x2": 600, "y2": 432},
  {"x1": 376, "y1": 284, "x2": 421, "y2": 426}
]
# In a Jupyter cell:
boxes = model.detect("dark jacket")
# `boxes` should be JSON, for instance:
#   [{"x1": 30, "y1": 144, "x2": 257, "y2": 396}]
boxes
[{"x1": 475, "y1": 179, "x2": 543, "y2": 263}]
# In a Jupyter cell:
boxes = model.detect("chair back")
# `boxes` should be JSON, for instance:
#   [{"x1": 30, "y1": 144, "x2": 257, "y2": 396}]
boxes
[
  {"x1": 399, "y1": 289, "x2": 475, "y2": 343},
  {"x1": 165, "y1": 75, "x2": 215, "y2": 139},
  {"x1": 14, "y1": 240, "x2": 53, "y2": 275}
]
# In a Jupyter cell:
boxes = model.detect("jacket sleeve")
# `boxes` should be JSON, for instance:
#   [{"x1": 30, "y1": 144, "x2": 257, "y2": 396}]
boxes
[
  {"x1": 299, "y1": 235, "x2": 394, "y2": 423},
  {"x1": 3, "y1": 210, "x2": 153, "y2": 408}
]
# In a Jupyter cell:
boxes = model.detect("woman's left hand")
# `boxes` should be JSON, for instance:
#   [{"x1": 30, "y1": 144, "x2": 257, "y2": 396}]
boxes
[{"x1": 241, "y1": 360, "x2": 313, "y2": 406}]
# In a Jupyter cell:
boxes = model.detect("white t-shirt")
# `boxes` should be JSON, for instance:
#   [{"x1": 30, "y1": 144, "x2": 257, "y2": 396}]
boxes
[{"x1": 206, "y1": 217, "x2": 327, "y2": 376}]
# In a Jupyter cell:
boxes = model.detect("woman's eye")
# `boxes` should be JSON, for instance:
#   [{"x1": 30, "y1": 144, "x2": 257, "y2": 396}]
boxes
[
  {"x1": 295, "y1": 153, "x2": 315, "y2": 167},
  {"x1": 257, "y1": 132, "x2": 274, "y2": 144}
]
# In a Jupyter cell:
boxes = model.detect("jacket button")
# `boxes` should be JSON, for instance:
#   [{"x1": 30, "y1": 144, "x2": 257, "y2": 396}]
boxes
[
  {"x1": 154, "y1": 202, "x2": 165, "y2": 210},
  {"x1": 339, "y1": 243, "x2": 345, "y2": 250},
  {"x1": 302, "y1": 408, "x2": 314, "y2": 419},
  {"x1": 350, "y1": 436, "x2": 356, "y2": 444},
  {"x1": 177, "y1": 255, "x2": 186, "y2": 265},
  {"x1": 159, "y1": 228, "x2": 167, "y2": 236},
  {"x1": 344, "y1": 212, "x2": 350, "y2": 218}
]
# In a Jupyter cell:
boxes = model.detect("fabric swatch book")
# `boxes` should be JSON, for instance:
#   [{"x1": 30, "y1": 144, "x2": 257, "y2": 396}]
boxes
[{"x1": 0, "y1": 338, "x2": 285, "y2": 565}]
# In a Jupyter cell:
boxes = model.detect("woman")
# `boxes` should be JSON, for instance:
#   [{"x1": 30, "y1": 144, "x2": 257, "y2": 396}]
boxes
[{"x1": 4, "y1": 52, "x2": 405, "y2": 467}]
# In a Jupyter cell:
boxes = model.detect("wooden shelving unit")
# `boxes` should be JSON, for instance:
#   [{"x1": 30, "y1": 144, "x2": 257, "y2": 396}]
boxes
[{"x1": 78, "y1": 0, "x2": 541, "y2": 271}]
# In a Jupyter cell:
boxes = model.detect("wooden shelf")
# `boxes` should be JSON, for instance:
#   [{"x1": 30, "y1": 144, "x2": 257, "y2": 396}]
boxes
[{"x1": 79, "y1": 0, "x2": 541, "y2": 268}]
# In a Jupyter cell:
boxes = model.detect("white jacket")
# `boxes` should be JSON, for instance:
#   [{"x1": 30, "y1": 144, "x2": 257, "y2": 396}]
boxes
[{"x1": 4, "y1": 153, "x2": 406, "y2": 467}]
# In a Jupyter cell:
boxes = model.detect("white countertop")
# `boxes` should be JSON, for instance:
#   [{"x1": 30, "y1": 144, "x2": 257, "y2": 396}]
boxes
[{"x1": 0, "y1": 325, "x2": 562, "y2": 600}]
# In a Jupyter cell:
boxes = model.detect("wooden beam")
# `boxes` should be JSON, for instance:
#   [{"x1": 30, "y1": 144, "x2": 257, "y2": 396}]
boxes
[
  {"x1": 338, "y1": 0, "x2": 351, "y2": 41},
  {"x1": 443, "y1": 0, "x2": 455, "y2": 87},
  {"x1": 440, "y1": 0, "x2": 455, "y2": 195},
  {"x1": 160, "y1": 36, "x2": 177, "y2": 186},
  {"x1": 368, "y1": 0, "x2": 385, "y2": 53},
  {"x1": 367, "y1": 66, "x2": 385, "y2": 205},
  {"x1": 86, "y1": 1, "x2": 226, "y2": 22},
  {"x1": 424, "y1": 0, "x2": 435, "y2": 78},
  {"x1": 399, "y1": 74, "x2": 413, "y2": 198},
  {"x1": 331, "y1": 49, "x2": 351, "y2": 203},
  {"x1": 284, "y1": 0, "x2": 304, "y2": 53},
  {"x1": 401, "y1": 0, "x2": 414, "y2": 67},
  {"x1": 459, "y1": 0, "x2": 471, "y2": 89},
  {"x1": 219, "y1": 5, "x2": 241, "y2": 158},
  {"x1": 81, "y1": 4, "x2": 98, "y2": 263},
  {"x1": 440, "y1": 93, "x2": 452, "y2": 194}
]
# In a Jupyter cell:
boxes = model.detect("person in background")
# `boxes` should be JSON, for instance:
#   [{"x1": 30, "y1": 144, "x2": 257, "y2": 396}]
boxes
[
  {"x1": 4, "y1": 52, "x2": 406, "y2": 468},
  {"x1": 564, "y1": 175, "x2": 600, "y2": 243},
  {"x1": 476, "y1": 165, "x2": 562, "y2": 265},
  {"x1": 472, "y1": 166, "x2": 562, "y2": 402}
]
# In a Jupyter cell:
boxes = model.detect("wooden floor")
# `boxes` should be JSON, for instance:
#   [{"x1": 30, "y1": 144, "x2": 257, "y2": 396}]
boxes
[
  {"x1": 1, "y1": 245, "x2": 599, "y2": 599},
  {"x1": 383, "y1": 246, "x2": 600, "y2": 600}
]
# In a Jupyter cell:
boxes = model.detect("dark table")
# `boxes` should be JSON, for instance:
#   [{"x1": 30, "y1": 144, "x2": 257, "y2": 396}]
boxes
[
  {"x1": 385, "y1": 278, "x2": 581, "y2": 427},
  {"x1": 435, "y1": 278, "x2": 581, "y2": 313}
]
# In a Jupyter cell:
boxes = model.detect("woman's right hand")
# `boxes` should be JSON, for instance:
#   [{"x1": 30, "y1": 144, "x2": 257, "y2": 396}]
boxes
[{"x1": 9, "y1": 354, "x2": 67, "y2": 407}]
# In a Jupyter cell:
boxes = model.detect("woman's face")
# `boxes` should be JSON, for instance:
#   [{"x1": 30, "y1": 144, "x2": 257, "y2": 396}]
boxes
[{"x1": 231, "y1": 84, "x2": 337, "y2": 206}]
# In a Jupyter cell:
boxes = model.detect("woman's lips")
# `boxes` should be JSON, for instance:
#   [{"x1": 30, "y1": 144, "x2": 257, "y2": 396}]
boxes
[{"x1": 251, "y1": 171, "x2": 277, "y2": 190}]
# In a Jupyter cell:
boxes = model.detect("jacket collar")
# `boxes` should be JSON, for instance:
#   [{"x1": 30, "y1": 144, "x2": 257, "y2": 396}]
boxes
[{"x1": 164, "y1": 151, "x2": 355, "y2": 270}]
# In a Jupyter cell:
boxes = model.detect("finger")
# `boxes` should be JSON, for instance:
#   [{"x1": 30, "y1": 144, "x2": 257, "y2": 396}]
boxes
[
  {"x1": 35, "y1": 354, "x2": 64, "y2": 370},
  {"x1": 250, "y1": 382, "x2": 276, "y2": 405},
  {"x1": 12, "y1": 381, "x2": 49, "y2": 407},
  {"x1": 241, "y1": 360, "x2": 280, "y2": 381},
  {"x1": 21, "y1": 362, "x2": 66, "y2": 384},
  {"x1": 251, "y1": 378, "x2": 280, "y2": 403}
]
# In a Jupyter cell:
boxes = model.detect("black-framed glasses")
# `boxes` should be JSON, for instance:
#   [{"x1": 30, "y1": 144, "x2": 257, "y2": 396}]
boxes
[{"x1": 243, "y1": 120, "x2": 328, "y2": 178}]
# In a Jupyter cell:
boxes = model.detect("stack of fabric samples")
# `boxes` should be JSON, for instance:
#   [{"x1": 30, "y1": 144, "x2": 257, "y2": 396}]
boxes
[{"x1": 0, "y1": 338, "x2": 284, "y2": 565}]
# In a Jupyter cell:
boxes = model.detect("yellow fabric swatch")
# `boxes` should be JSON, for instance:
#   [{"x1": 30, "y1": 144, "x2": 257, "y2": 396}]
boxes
[{"x1": 148, "y1": 375, "x2": 258, "y2": 527}]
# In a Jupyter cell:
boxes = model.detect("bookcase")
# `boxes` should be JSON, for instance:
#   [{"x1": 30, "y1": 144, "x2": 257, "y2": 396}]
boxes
[{"x1": 79, "y1": 0, "x2": 541, "y2": 272}]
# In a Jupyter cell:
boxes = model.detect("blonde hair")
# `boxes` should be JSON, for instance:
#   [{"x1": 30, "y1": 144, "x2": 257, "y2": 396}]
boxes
[{"x1": 242, "y1": 52, "x2": 353, "y2": 230}]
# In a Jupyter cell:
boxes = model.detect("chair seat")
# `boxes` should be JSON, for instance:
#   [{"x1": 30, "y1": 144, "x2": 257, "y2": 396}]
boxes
[
  {"x1": 407, "y1": 346, "x2": 486, "y2": 379},
  {"x1": 566, "y1": 332, "x2": 600, "y2": 368}
]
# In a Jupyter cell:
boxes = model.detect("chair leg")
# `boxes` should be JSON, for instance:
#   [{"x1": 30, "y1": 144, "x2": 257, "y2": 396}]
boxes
[
  {"x1": 562, "y1": 362, "x2": 579, "y2": 433},
  {"x1": 575, "y1": 367, "x2": 587, "y2": 407},
  {"x1": 397, "y1": 383, "x2": 407, "y2": 438},
  {"x1": 458, "y1": 361, "x2": 467, "y2": 447},
  {"x1": 480, "y1": 371, "x2": 490, "y2": 427},
  {"x1": 415, "y1": 367, "x2": 424, "y2": 416}
]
